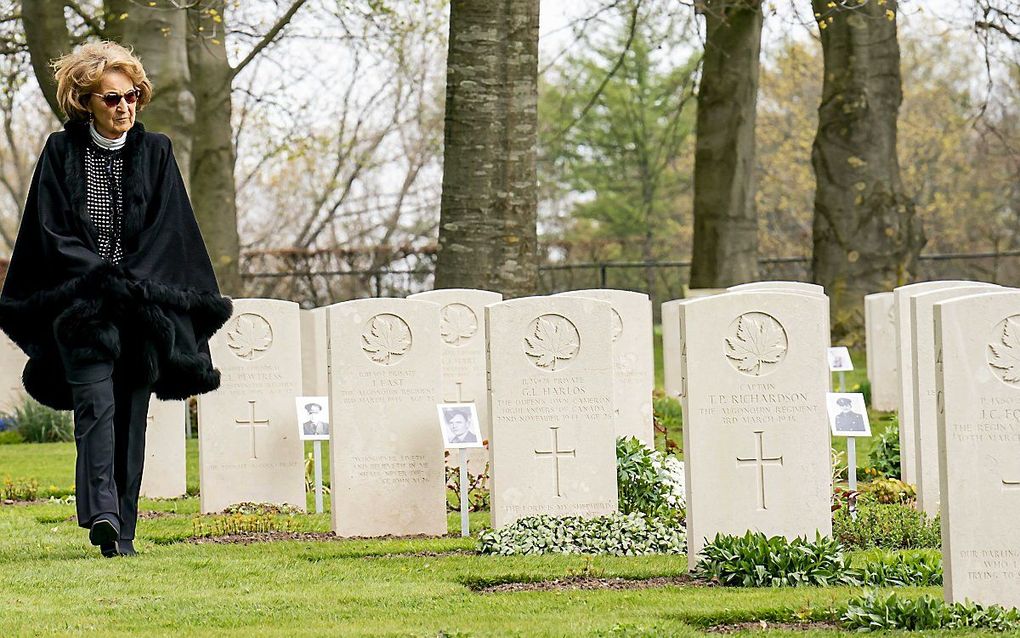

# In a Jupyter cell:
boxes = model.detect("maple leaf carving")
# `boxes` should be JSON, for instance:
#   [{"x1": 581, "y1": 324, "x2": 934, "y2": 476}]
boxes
[
  {"x1": 610, "y1": 309, "x2": 624, "y2": 342},
  {"x1": 989, "y1": 318, "x2": 1020, "y2": 383},
  {"x1": 227, "y1": 314, "x2": 272, "y2": 360},
  {"x1": 362, "y1": 314, "x2": 411, "y2": 365},
  {"x1": 440, "y1": 303, "x2": 477, "y2": 346},
  {"x1": 725, "y1": 314, "x2": 787, "y2": 375},
  {"x1": 524, "y1": 315, "x2": 579, "y2": 370}
]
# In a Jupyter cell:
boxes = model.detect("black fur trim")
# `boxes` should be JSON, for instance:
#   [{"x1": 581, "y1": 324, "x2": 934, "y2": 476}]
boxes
[
  {"x1": 131, "y1": 278, "x2": 233, "y2": 340},
  {"x1": 153, "y1": 351, "x2": 222, "y2": 401},
  {"x1": 0, "y1": 261, "x2": 231, "y2": 411},
  {"x1": 23, "y1": 353, "x2": 72, "y2": 410},
  {"x1": 0, "y1": 262, "x2": 127, "y2": 355}
]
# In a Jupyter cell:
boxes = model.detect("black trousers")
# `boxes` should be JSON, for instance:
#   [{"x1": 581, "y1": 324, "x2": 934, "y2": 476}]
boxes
[{"x1": 55, "y1": 330, "x2": 152, "y2": 541}]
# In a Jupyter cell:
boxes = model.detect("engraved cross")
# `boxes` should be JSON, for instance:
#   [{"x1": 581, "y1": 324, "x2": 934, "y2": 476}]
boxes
[
  {"x1": 736, "y1": 430, "x2": 784, "y2": 510},
  {"x1": 235, "y1": 400, "x2": 270, "y2": 460},
  {"x1": 534, "y1": 426, "x2": 576, "y2": 498},
  {"x1": 445, "y1": 381, "x2": 470, "y2": 404}
]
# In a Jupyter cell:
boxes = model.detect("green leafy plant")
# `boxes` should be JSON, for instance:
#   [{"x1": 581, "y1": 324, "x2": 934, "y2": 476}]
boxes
[
  {"x1": 694, "y1": 532, "x2": 941, "y2": 588},
  {"x1": 477, "y1": 512, "x2": 686, "y2": 556},
  {"x1": 220, "y1": 502, "x2": 302, "y2": 516},
  {"x1": 303, "y1": 452, "x2": 332, "y2": 495},
  {"x1": 866, "y1": 419, "x2": 900, "y2": 478},
  {"x1": 2, "y1": 477, "x2": 39, "y2": 501},
  {"x1": 833, "y1": 501, "x2": 941, "y2": 550},
  {"x1": 6, "y1": 397, "x2": 73, "y2": 443},
  {"x1": 651, "y1": 391, "x2": 682, "y2": 454},
  {"x1": 694, "y1": 531, "x2": 855, "y2": 587},
  {"x1": 191, "y1": 514, "x2": 296, "y2": 538},
  {"x1": 862, "y1": 477, "x2": 916, "y2": 504},
  {"x1": 191, "y1": 502, "x2": 301, "y2": 537},
  {"x1": 840, "y1": 590, "x2": 1020, "y2": 632},
  {"x1": 858, "y1": 379, "x2": 872, "y2": 406},
  {"x1": 445, "y1": 453, "x2": 490, "y2": 513},
  {"x1": 858, "y1": 552, "x2": 942, "y2": 587},
  {"x1": 616, "y1": 436, "x2": 685, "y2": 522},
  {"x1": 0, "y1": 429, "x2": 24, "y2": 445}
]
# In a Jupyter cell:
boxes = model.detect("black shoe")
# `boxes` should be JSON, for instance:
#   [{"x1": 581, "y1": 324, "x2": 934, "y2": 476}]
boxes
[
  {"x1": 89, "y1": 517, "x2": 120, "y2": 547},
  {"x1": 99, "y1": 541, "x2": 120, "y2": 558},
  {"x1": 116, "y1": 540, "x2": 136, "y2": 556}
]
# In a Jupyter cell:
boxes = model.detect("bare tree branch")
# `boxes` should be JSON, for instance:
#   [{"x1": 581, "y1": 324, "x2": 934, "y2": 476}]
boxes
[
  {"x1": 64, "y1": 1, "x2": 105, "y2": 37},
  {"x1": 229, "y1": 0, "x2": 308, "y2": 79},
  {"x1": 554, "y1": 0, "x2": 642, "y2": 142},
  {"x1": 977, "y1": 19, "x2": 1020, "y2": 44}
]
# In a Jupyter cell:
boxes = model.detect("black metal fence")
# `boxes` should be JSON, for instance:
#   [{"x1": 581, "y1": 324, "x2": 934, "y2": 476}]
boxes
[{"x1": 239, "y1": 250, "x2": 1020, "y2": 312}]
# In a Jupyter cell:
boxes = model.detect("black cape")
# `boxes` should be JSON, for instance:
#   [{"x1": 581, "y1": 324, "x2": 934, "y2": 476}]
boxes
[{"x1": 0, "y1": 119, "x2": 232, "y2": 410}]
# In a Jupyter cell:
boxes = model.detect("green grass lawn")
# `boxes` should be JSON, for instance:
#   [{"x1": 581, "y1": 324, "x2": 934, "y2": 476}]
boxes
[
  {"x1": 1, "y1": 439, "x2": 954, "y2": 637},
  {"x1": 0, "y1": 342, "x2": 933, "y2": 636}
]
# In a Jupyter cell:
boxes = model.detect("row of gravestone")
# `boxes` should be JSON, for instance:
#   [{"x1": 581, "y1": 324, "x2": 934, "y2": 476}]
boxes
[
  {"x1": 195, "y1": 289, "x2": 657, "y2": 537},
  {"x1": 864, "y1": 282, "x2": 1020, "y2": 608},
  {"x1": 865, "y1": 282, "x2": 1001, "y2": 514},
  {"x1": 672, "y1": 281, "x2": 1020, "y2": 608},
  {"x1": 2, "y1": 280, "x2": 1015, "y2": 607}
]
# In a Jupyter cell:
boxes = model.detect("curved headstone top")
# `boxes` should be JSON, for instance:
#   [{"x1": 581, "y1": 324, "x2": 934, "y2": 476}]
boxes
[
  {"x1": 678, "y1": 290, "x2": 831, "y2": 571},
  {"x1": 864, "y1": 292, "x2": 897, "y2": 411},
  {"x1": 935, "y1": 289, "x2": 1020, "y2": 608},
  {"x1": 909, "y1": 285, "x2": 1003, "y2": 516},
  {"x1": 728, "y1": 281, "x2": 825, "y2": 295},
  {"x1": 325, "y1": 297, "x2": 447, "y2": 538},
  {"x1": 557, "y1": 289, "x2": 654, "y2": 445},
  {"x1": 892, "y1": 281, "x2": 999, "y2": 485},
  {"x1": 486, "y1": 295, "x2": 619, "y2": 528}
]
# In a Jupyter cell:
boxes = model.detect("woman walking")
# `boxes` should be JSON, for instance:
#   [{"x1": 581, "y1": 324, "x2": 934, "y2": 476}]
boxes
[{"x1": 0, "y1": 41, "x2": 232, "y2": 557}]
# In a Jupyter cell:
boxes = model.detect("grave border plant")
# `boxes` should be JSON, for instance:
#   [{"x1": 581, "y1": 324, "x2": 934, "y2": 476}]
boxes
[{"x1": 693, "y1": 531, "x2": 942, "y2": 588}]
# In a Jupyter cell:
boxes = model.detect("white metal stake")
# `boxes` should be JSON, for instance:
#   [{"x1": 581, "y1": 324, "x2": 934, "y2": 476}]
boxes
[
  {"x1": 838, "y1": 370, "x2": 858, "y2": 491},
  {"x1": 847, "y1": 438, "x2": 858, "y2": 492},
  {"x1": 459, "y1": 448, "x2": 470, "y2": 537},
  {"x1": 313, "y1": 439, "x2": 324, "y2": 514}
]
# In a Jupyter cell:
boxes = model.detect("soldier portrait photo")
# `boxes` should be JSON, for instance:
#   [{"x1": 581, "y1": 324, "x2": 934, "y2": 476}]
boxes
[
  {"x1": 437, "y1": 403, "x2": 482, "y2": 449},
  {"x1": 826, "y1": 393, "x2": 871, "y2": 437},
  {"x1": 295, "y1": 396, "x2": 329, "y2": 440}
]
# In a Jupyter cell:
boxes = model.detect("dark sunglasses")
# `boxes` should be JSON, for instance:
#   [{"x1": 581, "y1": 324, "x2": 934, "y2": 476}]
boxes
[{"x1": 89, "y1": 88, "x2": 142, "y2": 108}]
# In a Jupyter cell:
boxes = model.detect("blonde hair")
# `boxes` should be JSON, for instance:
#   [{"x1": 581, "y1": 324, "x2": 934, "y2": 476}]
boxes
[{"x1": 52, "y1": 41, "x2": 153, "y2": 122}]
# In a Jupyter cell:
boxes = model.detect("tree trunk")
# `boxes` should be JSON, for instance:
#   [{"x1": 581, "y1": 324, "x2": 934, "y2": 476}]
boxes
[
  {"x1": 811, "y1": 0, "x2": 924, "y2": 341},
  {"x1": 20, "y1": 4, "x2": 72, "y2": 121},
  {"x1": 434, "y1": 0, "x2": 540, "y2": 297},
  {"x1": 105, "y1": 1, "x2": 195, "y2": 180},
  {"x1": 186, "y1": 0, "x2": 242, "y2": 295},
  {"x1": 689, "y1": 0, "x2": 762, "y2": 288}
]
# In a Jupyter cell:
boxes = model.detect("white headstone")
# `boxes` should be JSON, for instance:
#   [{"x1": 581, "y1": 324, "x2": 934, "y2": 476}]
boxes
[
  {"x1": 682, "y1": 287, "x2": 727, "y2": 299},
  {"x1": 935, "y1": 290, "x2": 1020, "y2": 607},
  {"x1": 408, "y1": 288, "x2": 502, "y2": 476},
  {"x1": 728, "y1": 281, "x2": 825, "y2": 295},
  {"x1": 864, "y1": 292, "x2": 897, "y2": 411},
  {"x1": 911, "y1": 285, "x2": 1000, "y2": 515},
  {"x1": 680, "y1": 291, "x2": 831, "y2": 569},
  {"x1": 486, "y1": 296, "x2": 619, "y2": 528},
  {"x1": 197, "y1": 299, "x2": 306, "y2": 514},
  {"x1": 140, "y1": 397, "x2": 187, "y2": 499},
  {"x1": 0, "y1": 333, "x2": 27, "y2": 414},
  {"x1": 557, "y1": 289, "x2": 654, "y2": 445},
  {"x1": 895, "y1": 281, "x2": 997, "y2": 484},
  {"x1": 300, "y1": 307, "x2": 329, "y2": 396},
  {"x1": 661, "y1": 299, "x2": 685, "y2": 402},
  {"x1": 327, "y1": 298, "x2": 447, "y2": 537}
]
